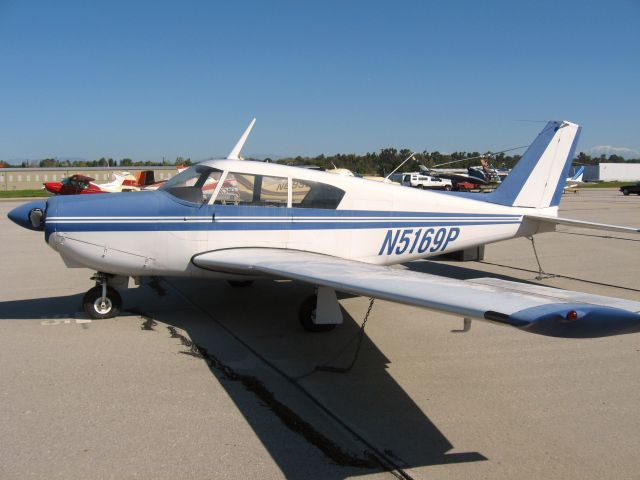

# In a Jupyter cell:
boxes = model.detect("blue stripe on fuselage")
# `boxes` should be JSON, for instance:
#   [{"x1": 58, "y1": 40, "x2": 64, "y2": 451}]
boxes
[
  {"x1": 48, "y1": 219, "x2": 521, "y2": 232},
  {"x1": 45, "y1": 190, "x2": 521, "y2": 233}
]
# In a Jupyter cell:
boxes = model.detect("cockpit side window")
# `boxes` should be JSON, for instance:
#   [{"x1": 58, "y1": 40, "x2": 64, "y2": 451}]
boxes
[
  {"x1": 216, "y1": 173, "x2": 288, "y2": 207},
  {"x1": 160, "y1": 165, "x2": 222, "y2": 204},
  {"x1": 260, "y1": 175, "x2": 288, "y2": 206},
  {"x1": 291, "y1": 179, "x2": 345, "y2": 209}
]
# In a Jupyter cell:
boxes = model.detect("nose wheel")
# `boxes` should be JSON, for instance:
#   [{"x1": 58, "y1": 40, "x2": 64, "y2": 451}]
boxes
[{"x1": 83, "y1": 285, "x2": 122, "y2": 319}]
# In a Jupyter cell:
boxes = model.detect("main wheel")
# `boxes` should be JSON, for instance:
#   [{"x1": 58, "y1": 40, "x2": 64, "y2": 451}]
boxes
[
  {"x1": 227, "y1": 280, "x2": 254, "y2": 288},
  {"x1": 298, "y1": 295, "x2": 336, "y2": 332},
  {"x1": 83, "y1": 285, "x2": 122, "y2": 319},
  {"x1": 622, "y1": 188, "x2": 629, "y2": 196}
]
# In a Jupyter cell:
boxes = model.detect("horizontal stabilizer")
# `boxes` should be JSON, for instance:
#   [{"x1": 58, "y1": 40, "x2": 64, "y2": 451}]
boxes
[
  {"x1": 193, "y1": 248, "x2": 640, "y2": 338},
  {"x1": 523, "y1": 214, "x2": 640, "y2": 234}
]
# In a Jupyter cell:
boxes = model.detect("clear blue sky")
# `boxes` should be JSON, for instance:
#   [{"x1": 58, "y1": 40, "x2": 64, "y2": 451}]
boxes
[{"x1": 1, "y1": 0, "x2": 638, "y2": 162}]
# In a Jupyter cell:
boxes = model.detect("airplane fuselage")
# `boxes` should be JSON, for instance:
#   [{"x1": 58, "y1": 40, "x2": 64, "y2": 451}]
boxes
[{"x1": 41, "y1": 159, "x2": 553, "y2": 280}]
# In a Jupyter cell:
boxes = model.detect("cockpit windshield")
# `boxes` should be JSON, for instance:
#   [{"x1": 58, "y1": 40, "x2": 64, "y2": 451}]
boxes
[{"x1": 159, "y1": 165, "x2": 223, "y2": 204}]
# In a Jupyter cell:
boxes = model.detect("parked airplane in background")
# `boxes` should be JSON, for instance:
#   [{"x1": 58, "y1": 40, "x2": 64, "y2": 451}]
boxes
[
  {"x1": 567, "y1": 165, "x2": 585, "y2": 183},
  {"x1": 137, "y1": 166, "x2": 189, "y2": 190},
  {"x1": 9, "y1": 120, "x2": 640, "y2": 339},
  {"x1": 468, "y1": 158, "x2": 506, "y2": 184},
  {"x1": 45, "y1": 168, "x2": 188, "y2": 195},
  {"x1": 563, "y1": 165, "x2": 586, "y2": 193},
  {"x1": 44, "y1": 171, "x2": 139, "y2": 195}
]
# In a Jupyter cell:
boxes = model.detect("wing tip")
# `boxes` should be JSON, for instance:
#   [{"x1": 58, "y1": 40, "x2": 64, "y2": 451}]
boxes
[{"x1": 509, "y1": 304, "x2": 640, "y2": 338}]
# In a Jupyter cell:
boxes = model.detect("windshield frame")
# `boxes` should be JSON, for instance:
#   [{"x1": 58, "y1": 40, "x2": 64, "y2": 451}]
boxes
[{"x1": 159, "y1": 164, "x2": 223, "y2": 205}]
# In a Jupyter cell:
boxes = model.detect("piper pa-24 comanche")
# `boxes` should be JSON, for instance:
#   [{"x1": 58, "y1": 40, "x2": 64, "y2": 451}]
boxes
[{"x1": 8, "y1": 120, "x2": 640, "y2": 338}]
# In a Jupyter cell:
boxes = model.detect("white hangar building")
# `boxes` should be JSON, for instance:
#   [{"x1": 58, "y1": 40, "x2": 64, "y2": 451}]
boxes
[{"x1": 584, "y1": 163, "x2": 640, "y2": 182}]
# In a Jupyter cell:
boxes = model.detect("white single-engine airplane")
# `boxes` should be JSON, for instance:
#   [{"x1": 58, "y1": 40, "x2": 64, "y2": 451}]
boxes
[
  {"x1": 564, "y1": 165, "x2": 586, "y2": 192},
  {"x1": 8, "y1": 120, "x2": 640, "y2": 338}
]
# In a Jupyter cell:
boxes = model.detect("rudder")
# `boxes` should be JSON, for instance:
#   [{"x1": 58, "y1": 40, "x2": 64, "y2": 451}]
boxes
[{"x1": 485, "y1": 121, "x2": 581, "y2": 208}]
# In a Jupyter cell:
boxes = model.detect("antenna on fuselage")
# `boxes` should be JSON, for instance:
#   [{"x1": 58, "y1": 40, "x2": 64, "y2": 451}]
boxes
[
  {"x1": 384, "y1": 152, "x2": 417, "y2": 181},
  {"x1": 227, "y1": 117, "x2": 256, "y2": 160}
]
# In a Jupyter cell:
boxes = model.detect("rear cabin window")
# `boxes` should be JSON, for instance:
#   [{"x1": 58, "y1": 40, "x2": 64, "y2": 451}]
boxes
[
  {"x1": 215, "y1": 173, "x2": 288, "y2": 207},
  {"x1": 291, "y1": 179, "x2": 345, "y2": 209}
]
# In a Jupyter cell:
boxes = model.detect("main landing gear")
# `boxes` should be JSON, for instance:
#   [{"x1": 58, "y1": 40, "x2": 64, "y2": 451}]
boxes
[
  {"x1": 298, "y1": 286, "x2": 343, "y2": 332},
  {"x1": 82, "y1": 273, "x2": 123, "y2": 319}
]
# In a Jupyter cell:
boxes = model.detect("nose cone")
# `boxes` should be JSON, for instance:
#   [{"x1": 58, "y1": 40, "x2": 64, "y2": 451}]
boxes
[{"x1": 7, "y1": 200, "x2": 48, "y2": 231}]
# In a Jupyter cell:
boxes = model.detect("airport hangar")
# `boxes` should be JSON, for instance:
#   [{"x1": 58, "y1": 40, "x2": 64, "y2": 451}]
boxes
[{"x1": 583, "y1": 162, "x2": 640, "y2": 182}]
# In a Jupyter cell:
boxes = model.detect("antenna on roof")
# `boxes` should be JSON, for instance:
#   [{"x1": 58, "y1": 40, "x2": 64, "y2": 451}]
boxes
[
  {"x1": 227, "y1": 118, "x2": 256, "y2": 160},
  {"x1": 385, "y1": 152, "x2": 416, "y2": 181}
]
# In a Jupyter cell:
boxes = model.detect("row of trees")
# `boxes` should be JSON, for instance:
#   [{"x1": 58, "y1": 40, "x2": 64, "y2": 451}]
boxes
[
  {"x1": 1, "y1": 152, "x2": 638, "y2": 175},
  {"x1": 4, "y1": 156, "x2": 193, "y2": 169},
  {"x1": 274, "y1": 150, "x2": 640, "y2": 176}
]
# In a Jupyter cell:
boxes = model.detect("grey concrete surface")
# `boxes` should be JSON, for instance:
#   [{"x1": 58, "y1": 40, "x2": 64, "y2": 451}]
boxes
[{"x1": 0, "y1": 189, "x2": 639, "y2": 479}]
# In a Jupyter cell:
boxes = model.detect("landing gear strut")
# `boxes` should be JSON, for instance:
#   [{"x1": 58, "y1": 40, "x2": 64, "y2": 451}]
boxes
[
  {"x1": 298, "y1": 295, "x2": 336, "y2": 332},
  {"x1": 83, "y1": 273, "x2": 123, "y2": 319},
  {"x1": 298, "y1": 286, "x2": 343, "y2": 332}
]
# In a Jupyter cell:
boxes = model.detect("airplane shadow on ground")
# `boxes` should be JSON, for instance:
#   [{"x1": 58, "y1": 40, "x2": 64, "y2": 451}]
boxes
[
  {"x1": 0, "y1": 293, "x2": 84, "y2": 320},
  {"x1": 131, "y1": 263, "x2": 503, "y2": 478}
]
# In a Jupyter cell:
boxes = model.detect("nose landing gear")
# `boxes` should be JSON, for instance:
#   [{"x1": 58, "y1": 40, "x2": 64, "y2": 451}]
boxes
[{"x1": 82, "y1": 273, "x2": 123, "y2": 319}]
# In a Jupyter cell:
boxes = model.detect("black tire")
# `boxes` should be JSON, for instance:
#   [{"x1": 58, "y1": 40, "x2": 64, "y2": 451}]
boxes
[
  {"x1": 298, "y1": 295, "x2": 336, "y2": 332},
  {"x1": 417, "y1": 185, "x2": 424, "y2": 189},
  {"x1": 622, "y1": 189, "x2": 629, "y2": 196},
  {"x1": 227, "y1": 280, "x2": 254, "y2": 288},
  {"x1": 444, "y1": 185, "x2": 452, "y2": 191},
  {"x1": 83, "y1": 285, "x2": 122, "y2": 319}
]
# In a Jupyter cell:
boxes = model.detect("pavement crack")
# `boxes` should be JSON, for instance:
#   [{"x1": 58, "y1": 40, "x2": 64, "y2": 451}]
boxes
[{"x1": 166, "y1": 325, "x2": 378, "y2": 469}]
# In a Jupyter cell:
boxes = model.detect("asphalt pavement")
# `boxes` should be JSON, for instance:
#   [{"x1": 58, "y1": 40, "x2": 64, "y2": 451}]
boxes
[{"x1": 1, "y1": 189, "x2": 639, "y2": 479}]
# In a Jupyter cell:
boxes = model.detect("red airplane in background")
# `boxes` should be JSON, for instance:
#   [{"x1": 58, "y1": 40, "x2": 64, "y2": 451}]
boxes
[
  {"x1": 44, "y1": 172, "x2": 140, "y2": 195},
  {"x1": 42, "y1": 169, "x2": 187, "y2": 195},
  {"x1": 44, "y1": 174, "x2": 108, "y2": 195}
]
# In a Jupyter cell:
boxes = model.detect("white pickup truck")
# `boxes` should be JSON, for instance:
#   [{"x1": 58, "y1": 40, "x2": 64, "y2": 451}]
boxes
[{"x1": 401, "y1": 172, "x2": 452, "y2": 190}]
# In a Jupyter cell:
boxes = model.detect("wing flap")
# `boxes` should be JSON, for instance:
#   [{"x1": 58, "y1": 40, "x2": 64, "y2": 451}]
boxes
[{"x1": 193, "y1": 248, "x2": 640, "y2": 338}]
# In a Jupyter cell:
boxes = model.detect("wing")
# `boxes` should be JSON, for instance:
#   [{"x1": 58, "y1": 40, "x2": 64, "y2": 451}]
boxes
[
  {"x1": 192, "y1": 248, "x2": 640, "y2": 338},
  {"x1": 524, "y1": 214, "x2": 640, "y2": 234}
]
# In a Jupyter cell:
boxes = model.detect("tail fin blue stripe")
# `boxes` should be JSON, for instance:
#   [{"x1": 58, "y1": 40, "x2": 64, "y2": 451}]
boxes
[{"x1": 571, "y1": 165, "x2": 585, "y2": 180}]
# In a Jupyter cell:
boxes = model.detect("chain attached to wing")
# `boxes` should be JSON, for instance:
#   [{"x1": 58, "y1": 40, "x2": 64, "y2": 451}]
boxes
[{"x1": 294, "y1": 297, "x2": 376, "y2": 380}]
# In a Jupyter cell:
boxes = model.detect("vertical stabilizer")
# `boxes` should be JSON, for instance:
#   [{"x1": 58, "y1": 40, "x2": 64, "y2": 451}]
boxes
[
  {"x1": 570, "y1": 165, "x2": 585, "y2": 182},
  {"x1": 485, "y1": 121, "x2": 581, "y2": 208}
]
